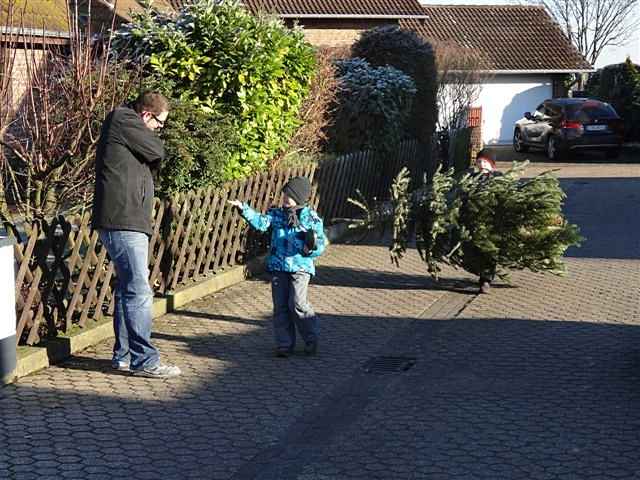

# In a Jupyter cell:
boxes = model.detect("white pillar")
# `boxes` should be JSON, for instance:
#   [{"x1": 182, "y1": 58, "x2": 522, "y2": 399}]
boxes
[{"x1": 0, "y1": 237, "x2": 16, "y2": 384}]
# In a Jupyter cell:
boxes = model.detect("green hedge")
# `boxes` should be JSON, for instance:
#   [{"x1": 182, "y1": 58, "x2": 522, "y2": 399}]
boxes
[{"x1": 114, "y1": 0, "x2": 316, "y2": 179}]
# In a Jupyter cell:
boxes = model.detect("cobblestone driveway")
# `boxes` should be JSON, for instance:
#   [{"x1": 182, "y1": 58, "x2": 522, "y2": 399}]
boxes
[{"x1": 1, "y1": 165, "x2": 638, "y2": 480}]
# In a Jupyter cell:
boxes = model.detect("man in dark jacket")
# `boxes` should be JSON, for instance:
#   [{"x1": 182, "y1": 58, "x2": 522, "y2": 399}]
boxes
[{"x1": 93, "y1": 91, "x2": 180, "y2": 378}]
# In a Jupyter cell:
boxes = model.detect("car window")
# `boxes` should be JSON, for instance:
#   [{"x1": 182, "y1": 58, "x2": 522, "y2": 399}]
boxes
[{"x1": 567, "y1": 101, "x2": 618, "y2": 122}]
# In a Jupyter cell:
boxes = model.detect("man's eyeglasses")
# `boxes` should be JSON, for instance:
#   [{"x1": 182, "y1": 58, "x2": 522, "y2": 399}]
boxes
[{"x1": 150, "y1": 113, "x2": 165, "y2": 129}]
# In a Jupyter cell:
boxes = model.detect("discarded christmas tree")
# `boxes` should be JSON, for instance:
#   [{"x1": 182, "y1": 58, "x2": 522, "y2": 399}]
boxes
[{"x1": 350, "y1": 162, "x2": 583, "y2": 283}]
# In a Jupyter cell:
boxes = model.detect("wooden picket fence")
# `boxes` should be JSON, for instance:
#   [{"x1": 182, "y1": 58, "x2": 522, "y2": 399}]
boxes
[{"x1": 8, "y1": 141, "x2": 418, "y2": 345}]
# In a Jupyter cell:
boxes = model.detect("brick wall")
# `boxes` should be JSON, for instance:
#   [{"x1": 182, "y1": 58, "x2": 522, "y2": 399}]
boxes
[
  {"x1": 468, "y1": 107, "x2": 483, "y2": 161},
  {"x1": 302, "y1": 28, "x2": 366, "y2": 47},
  {"x1": 470, "y1": 124, "x2": 483, "y2": 160},
  {"x1": 5, "y1": 47, "x2": 46, "y2": 110},
  {"x1": 286, "y1": 19, "x2": 396, "y2": 47}
]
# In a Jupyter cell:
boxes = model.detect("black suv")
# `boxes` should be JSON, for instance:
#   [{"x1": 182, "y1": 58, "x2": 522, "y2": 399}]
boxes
[{"x1": 513, "y1": 98, "x2": 624, "y2": 160}]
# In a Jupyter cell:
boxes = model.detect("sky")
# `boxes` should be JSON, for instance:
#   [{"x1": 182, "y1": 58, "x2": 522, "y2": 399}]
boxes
[{"x1": 420, "y1": 0, "x2": 640, "y2": 68}]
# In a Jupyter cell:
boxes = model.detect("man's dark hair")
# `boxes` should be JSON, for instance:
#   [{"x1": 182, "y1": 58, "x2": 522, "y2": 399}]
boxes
[{"x1": 133, "y1": 91, "x2": 170, "y2": 115}]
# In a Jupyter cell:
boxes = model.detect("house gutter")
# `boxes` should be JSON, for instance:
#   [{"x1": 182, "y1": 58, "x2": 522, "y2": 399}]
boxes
[
  {"x1": 0, "y1": 26, "x2": 70, "y2": 39},
  {"x1": 277, "y1": 14, "x2": 430, "y2": 19},
  {"x1": 471, "y1": 69, "x2": 595, "y2": 74}
]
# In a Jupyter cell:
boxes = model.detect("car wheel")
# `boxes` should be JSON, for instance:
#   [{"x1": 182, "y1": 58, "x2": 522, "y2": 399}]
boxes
[
  {"x1": 513, "y1": 129, "x2": 529, "y2": 153},
  {"x1": 546, "y1": 137, "x2": 558, "y2": 160},
  {"x1": 546, "y1": 136, "x2": 564, "y2": 161},
  {"x1": 605, "y1": 148, "x2": 621, "y2": 159}
]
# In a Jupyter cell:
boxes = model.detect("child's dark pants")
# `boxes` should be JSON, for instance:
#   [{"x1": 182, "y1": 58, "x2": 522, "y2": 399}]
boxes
[{"x1": 271, "y1": 271, "x2": 318, "y2": 350}]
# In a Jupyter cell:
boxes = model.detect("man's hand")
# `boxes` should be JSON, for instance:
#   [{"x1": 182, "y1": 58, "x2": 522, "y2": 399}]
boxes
[{"x1": 227, "y1": 200, "x2": 243, "y2": 209}]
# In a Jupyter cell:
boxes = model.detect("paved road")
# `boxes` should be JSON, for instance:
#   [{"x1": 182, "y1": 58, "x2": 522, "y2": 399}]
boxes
[
  {"x1": 493, "y1": 143, "x2": 639, "y2": 165},
  {"x1": 0, "y1": 163, "x2": 639, "y2": 479}
]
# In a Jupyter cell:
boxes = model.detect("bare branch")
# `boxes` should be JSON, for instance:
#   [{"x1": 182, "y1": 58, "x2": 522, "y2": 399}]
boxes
[
  {"x1": 433, "y1": 41, "x2": 492, "y2": 134},
  {"x1": 536, "y1": 0, "x2": 640, "y2": 65},
  {"x1": 0, "y1": 2, "x2": 140, "y2": 221}
]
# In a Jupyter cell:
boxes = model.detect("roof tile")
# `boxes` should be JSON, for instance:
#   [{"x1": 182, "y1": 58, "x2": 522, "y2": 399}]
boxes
[
  {"x1": 0, "y1": 0, "x2": 176, "y2": 35},
  {"x1": 401, "y1": 5, "x2": 592, "y2": 71},
  {"x1": 1, "y1": 0, "x2": 69, "y2": 32},
  {"x1": 243, "y1": 0, "x2": 427, "y2": 17}
]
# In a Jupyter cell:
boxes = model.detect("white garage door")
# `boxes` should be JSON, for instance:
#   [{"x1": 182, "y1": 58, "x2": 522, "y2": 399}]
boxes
[{"x1": 475, "y1": 75, "x2": 553, "y2": 145}]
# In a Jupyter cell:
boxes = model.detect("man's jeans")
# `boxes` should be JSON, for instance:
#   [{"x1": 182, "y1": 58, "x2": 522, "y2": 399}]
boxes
[
  {"x1": 271, "y1": 271, "x2": 318, "y2": 349},
  {"x1": 99, "y1": 230, "x2": 159, "y2": 370}
]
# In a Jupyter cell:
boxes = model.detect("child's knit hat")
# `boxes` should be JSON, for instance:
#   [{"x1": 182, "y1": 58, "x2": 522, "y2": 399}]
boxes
[{"x1": 282, "y1": 176, "x2": 311, "y2": 206}]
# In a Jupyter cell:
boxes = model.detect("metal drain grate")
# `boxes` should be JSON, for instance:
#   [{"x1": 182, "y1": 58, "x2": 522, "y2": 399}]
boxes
[{"x1": 362, "y1": 356, "x2": 416, "y2": 374}]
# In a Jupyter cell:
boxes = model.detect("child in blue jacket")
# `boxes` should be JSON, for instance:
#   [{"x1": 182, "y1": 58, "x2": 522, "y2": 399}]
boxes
[{"x1": 228, "y1": 176, "x2": 326, "y2": 357}]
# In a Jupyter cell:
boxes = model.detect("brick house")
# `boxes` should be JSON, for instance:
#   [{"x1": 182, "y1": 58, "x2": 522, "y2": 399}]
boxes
[
  {"x1": 0, "y1": 0, "x2": 70, "y2": 108},
  {"x1": 243, "y1": 0, "x2": 428, "y2": 47},
  {"x1": 244, "y1": 1, "x2": 593, "y2": 147},
  {"x1": 402, "y1": 5, "x2": 593, "y2": 146},
  {"x1": 0, "y1": 0, "x2": 173, "y2": 109}
]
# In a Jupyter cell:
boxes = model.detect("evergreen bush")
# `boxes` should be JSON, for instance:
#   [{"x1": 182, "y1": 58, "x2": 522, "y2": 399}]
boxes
[
  {"x1": 158, "y1": 101, "x2": 238, "y2": 195},
  {"x1": 328, "y1": 58, "x2": 416, "y2": 154},
  {"x1": 586, "y1": 58, "x2": 640, "y2": 142},
  {"x1": 352, "y1": 25, "x2": 438, "y2": 173}
]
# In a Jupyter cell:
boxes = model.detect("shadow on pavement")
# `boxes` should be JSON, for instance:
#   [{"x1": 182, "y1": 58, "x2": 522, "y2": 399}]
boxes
[
  {"x1": 3, "y1": 314, "x2": 640, "y2": 479},
  {"x1": 312, "y1": 265, "x2": 517, "y2": 294},
  {"x1": 561, "y1": 177, "x2": 640, "y2": 260},
  {"x1": 169, "y1": 310, "x2": 267, "y2": 327},
  {"x1": 492, "y1": 144, "x2": 640, "y2": 164}
]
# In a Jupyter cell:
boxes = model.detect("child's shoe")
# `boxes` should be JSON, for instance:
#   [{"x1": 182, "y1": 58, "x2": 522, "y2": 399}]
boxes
[{"x1": 304, "y1": 341, "x2": 318, "y2": 356}]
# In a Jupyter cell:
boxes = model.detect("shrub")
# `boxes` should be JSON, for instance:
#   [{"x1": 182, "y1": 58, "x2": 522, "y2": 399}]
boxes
[
  {"x1": 328, "y1": 58, "x2": 416, "y2": 154},
  {"x1": 587, "y1": 58, "x2": 640, "y2": 141},
  {"x1": 433, "y1": 41, "x2": 488, "y2": 133},
  {"x1": 132, "y1": 75, "x2": 238, "y2": 194},
  {"x1": 113, "y1": 0, "x2": 316, "y2": 179},
  {"x1": 352, "y1": 26, "x2": 438, "y2": 156},
  {"x1": 158, "y1": 101, "x2": 238, "y2": 195},
  {"x1": 450, "y1": 128, "x2": 472, "y2": 174},
  {"x1": 280, "y1": 47, "x2": 341, "y2": 163}
]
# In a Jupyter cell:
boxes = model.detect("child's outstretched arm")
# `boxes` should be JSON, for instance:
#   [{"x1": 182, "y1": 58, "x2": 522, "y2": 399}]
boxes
[{"x1": 228, "y1": 200, "x2": 273, "y2": 232}]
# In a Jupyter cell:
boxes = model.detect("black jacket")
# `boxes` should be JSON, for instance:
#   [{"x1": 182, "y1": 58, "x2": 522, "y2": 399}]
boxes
[{"x1": 92, "y1": 106, "x2": 165, "y2": 236}]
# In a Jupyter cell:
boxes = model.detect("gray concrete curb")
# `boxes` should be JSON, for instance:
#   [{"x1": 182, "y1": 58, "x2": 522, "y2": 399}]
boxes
[{"x1": 9, "y1": 221, "x2": 363, "y2": 383}]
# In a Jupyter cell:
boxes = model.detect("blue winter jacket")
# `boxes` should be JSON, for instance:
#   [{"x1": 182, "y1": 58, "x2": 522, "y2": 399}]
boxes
[{"x1": 240, "y1": 204, "x2": 327, "y2": 276}]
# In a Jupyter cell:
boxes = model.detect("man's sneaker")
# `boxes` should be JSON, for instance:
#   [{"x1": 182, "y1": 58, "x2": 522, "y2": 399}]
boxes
[
  {"x1": 275, "y1": 347, "x2": 292, "y2": 358},
  {"x1": 111, "y1": 360, "x2": 130, "y2": 372},
  {"x1": 479, "y1": 280, "x2": 491, "y2": 294},
  {"x1": 131, "y1": 363, "x2": 181, "y2": 378},
  {"x1": 304, "y1": 341, "x2": 318, "y2": 356}
]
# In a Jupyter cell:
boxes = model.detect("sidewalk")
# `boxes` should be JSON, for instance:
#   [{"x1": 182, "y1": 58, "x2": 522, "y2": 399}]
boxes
[{"x1": 1, "y1": 170, "x2": 639, "y2": 479}]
